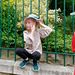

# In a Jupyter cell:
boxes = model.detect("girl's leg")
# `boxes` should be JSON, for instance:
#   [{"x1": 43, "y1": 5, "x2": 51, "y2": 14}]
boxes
[
  {"x1": 32, "y1": 51, "x2": 41, "y2": 71},
  {"x1": 16, "y1": 48, "x2": 32, "y2": 68},
  {"x1": 32, "y1": 51, "x2": 41, "y2": 63},
  {"x1": 16, "y1": 48, "x2": 28, "y2": 59}
]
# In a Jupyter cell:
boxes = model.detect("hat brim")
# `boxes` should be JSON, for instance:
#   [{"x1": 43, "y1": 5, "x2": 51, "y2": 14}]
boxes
[{"x1": 22, "y1": 17, "x2": 43, "y2": 26}]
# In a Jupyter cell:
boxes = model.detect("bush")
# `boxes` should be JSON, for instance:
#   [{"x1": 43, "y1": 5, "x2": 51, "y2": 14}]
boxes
[
  {"x1": 14, "y1": 0, "x2": 62, "y2": 50},
  {"x1": 15, "y1": 0, "x2": 61, "y2": 31},
  {"x1": 1, "y1": 0, "x2": 74, "y2": 53},
  {"x1": 1, "y1": 0, "x2": 23, "y2": 47},
  {"x1": 49, "y1": 0, "x2": 75, "y2": 16},
  {"x1": 42, "y1": 16, "x2": 75, "y2": 53},
  {"x1": 1, "y1": 1, "x2": 15, "y2": 47}
]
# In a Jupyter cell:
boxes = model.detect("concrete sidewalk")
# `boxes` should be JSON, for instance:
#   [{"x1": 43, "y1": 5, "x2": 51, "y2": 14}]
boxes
[{"x1": 0, "y1": 59, "x2": 74, "y2": 75}]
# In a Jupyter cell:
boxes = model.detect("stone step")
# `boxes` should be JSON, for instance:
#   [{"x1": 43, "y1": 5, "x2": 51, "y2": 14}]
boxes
[{"x1": 0, "y1": 59, "x2": 74, "y2": 75}]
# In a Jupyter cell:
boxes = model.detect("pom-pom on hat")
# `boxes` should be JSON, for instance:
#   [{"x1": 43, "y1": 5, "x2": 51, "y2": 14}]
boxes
[{"x1": 22, "y1": 14, "x2": 42, "y2": 26}]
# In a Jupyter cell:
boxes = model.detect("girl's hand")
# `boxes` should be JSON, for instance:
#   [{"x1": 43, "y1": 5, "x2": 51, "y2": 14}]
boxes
[
  {"x1": 36, "y1": 20, "x2": 50, "y2": 28},
  {"x1": 36, "y1": 20, "x2": 42, "y2": 25},
  {"x1": 31, "y1": 25, "x2": 35, "y2": 35}
]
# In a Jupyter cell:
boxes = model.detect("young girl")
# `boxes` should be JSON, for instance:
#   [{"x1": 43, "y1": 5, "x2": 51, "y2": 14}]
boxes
[{"x1": 16, "y1": 14, "x2": 52, "y2": 71}]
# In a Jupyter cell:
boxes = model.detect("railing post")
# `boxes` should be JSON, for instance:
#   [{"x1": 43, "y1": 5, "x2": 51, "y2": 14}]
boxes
[
  {"x1": 72, "y1": 0, "x2": 74, "y2": 65},
  {"x1": 0, "y1": 0, "x2": 2, "y2": 57},
  {"x1": 7, "y1": 0, "x2": 9, "y2": 58},
  {"x1": 30, "y1": 0, "x2": 32, "y2": 14},
  {"x1": 38, "y1": 0, "x2": 40, "y2": 29},
  {"x1": 64, "y1": 0, "x2": 66, "y2": 66},
  {"x1": 15, "y1": 0, "x2": 17, "y2": 61},
  {"x1": 46, "y1": 0, "x2": 48, "y2": 62},
  {"x1": 22, "y1": 0, "x2": 24, "y2": 48},
  {"x1": 55, "y1": 0, "x2": 57, "y2": 63}
]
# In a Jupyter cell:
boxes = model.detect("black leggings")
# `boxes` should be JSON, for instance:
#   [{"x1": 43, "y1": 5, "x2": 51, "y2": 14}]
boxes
[{"x1": 16, "y1": 48, "x2": 41, "y2": 63}]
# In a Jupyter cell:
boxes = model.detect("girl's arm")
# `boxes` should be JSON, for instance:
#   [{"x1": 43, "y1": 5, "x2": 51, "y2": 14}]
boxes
[
  {"x1": 37, "y1": 21, "x2": 52, "y2": 38},
  {"x1": 30, "y1": 24, "x2": 35, "y2": 35},
  {"x1": 36, "y1": 20, "x2": 50, "y2": 28},
  {"x1": 39, "y1": 22, "x2": 50, "y2": 28}
]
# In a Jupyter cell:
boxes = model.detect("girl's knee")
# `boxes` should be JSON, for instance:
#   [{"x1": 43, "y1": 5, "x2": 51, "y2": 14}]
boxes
[
  {"x1": 33, "y1": 52, "x2": 41, "y2": 60},
  {"x1": 16, "y1": 48, "x2": 25, "y2": 55},
  {"x1": 16, "y1": 48, "x2": 20, "y2": 54}
]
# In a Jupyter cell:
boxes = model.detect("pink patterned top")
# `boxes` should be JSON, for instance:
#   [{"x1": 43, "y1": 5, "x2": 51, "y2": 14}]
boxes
[{"x1": 23, "y1": 26, "x2": 52, "y2": 54}]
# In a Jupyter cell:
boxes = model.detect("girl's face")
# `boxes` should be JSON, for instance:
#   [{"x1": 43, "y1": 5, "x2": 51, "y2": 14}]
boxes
[{"x1": 25, "y1": 18, "x2": 36, "y2": 31}]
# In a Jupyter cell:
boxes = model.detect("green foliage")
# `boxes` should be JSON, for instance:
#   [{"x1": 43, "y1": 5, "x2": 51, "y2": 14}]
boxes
[
  {"x1": 49, "y1": 0, "x2": 75, "y2": 16},
  {"x1": 15, "y1": 0, "x2": 61, "y2": 31},
  {"x1": 1, "y1": 1, "x2": 18, "y2": 47},
  {"x1": 1, "y1": 0, "x2": 74, "y2": 53},
  {"x1": 42, "y1": 16, "x2": 75, "y2": 53}
]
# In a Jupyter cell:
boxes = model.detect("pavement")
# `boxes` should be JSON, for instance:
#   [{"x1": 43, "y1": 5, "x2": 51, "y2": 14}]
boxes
[{"x1": 0, "y1": 59, "x2": 74, "y2": 75}]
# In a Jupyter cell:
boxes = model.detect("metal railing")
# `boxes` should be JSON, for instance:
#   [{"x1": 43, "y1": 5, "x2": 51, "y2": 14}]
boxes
[{"x1": 0, "y1": 0, "x2": 75, "y2": 66}]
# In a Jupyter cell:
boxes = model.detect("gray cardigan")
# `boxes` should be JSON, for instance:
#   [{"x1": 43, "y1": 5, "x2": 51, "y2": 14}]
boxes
[{"x1": 23, "y1": 26, "x2": 52, "y2": 54}]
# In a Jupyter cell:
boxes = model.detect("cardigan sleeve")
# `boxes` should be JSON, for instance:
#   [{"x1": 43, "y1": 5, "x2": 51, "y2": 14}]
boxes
[
  {"x1": 39, "y1": 26, "x2": 52, "y2": 38},
  {"x1": 23, "y1": 30, "x2": 34, "y2": 44}
]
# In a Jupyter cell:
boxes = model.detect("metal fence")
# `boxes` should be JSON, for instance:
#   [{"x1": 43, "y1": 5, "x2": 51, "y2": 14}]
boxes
[{"x1": 0, "y1": 0, "x2": 75, "y2": 66}]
